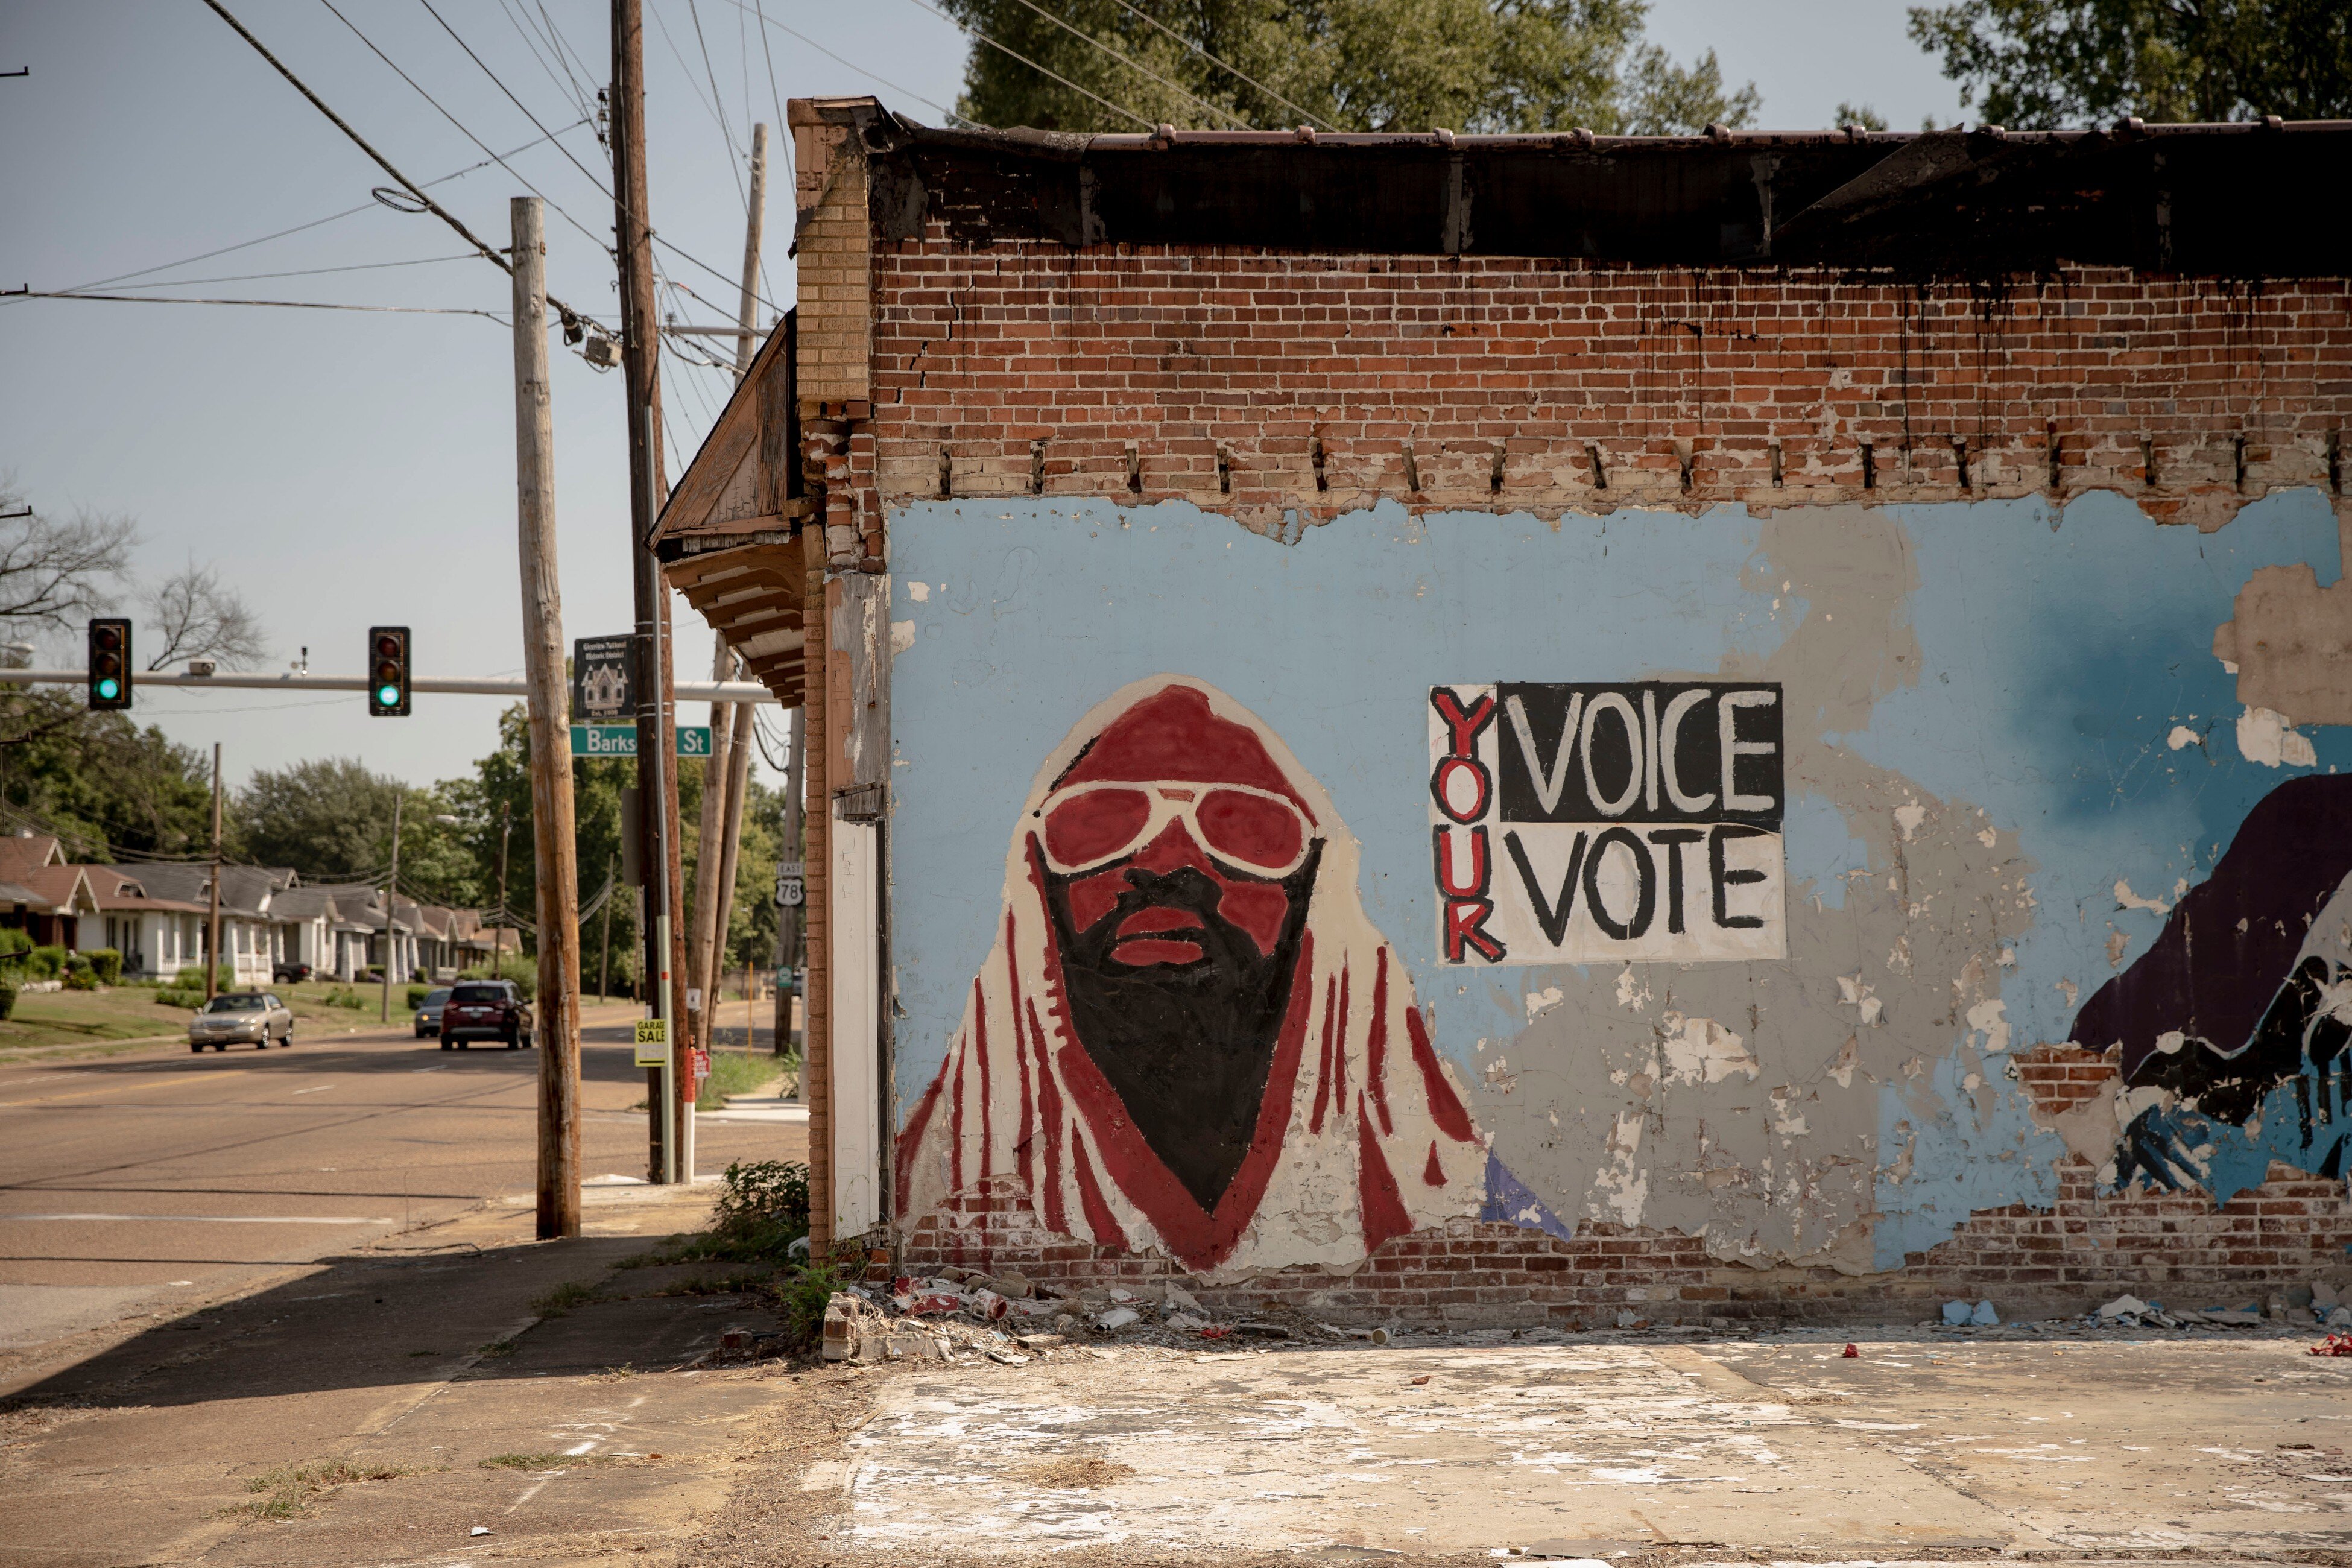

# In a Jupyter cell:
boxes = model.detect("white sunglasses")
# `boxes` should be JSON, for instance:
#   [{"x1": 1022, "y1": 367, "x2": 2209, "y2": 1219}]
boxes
[{"x1": 1035, "y1": 781, "x2": 1314, "y2": 878}]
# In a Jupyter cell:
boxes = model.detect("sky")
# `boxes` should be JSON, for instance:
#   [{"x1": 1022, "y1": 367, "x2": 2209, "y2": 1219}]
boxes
[{"x1": 0, "y1": 2, "x2": 1968, "y2": 796}]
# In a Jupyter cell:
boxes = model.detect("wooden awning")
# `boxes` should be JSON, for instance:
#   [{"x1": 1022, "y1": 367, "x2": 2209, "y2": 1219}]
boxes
[{"x1": 651, "y1": 314, "x2": 809, "y2": 705}]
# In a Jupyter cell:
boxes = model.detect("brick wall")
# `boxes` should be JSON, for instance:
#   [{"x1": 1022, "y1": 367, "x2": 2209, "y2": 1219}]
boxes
[
  {"x1": 839, "y1": 233, "x2": 2352, "y2": 1320},
  {"x1": 862, "y1": 245, "x2": 2351, "y2": 540}
]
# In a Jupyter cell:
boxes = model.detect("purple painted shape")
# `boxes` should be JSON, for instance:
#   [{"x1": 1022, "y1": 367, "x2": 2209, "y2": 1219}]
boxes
[{"x1": 1481, "y1": 1150, "x2": 1575, "y2": 1241}]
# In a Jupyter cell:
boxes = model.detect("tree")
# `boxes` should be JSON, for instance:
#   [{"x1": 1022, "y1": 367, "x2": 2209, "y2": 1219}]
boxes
[
  {"x1": 1832, "y1": 100, "x2": 1889, "y2": 130},
  {"x1": 940, "y1": 0, "x2": 1757, "y2": 136},
  {"x1": 142, "y1": 563, "x2": 268, "y2": 672},
  {"x1": 236, "y1": 758, "x2": 406, "y2": 881},
  {"x1": 1907, "y1": 0, "x2": 2352, "y2": 128},
  {"x1": 0, "y1": 476, "x2": 135, "y2": 646},
  {"x1": 0, "y1": 688, "x2": 213, "y2": 858}
]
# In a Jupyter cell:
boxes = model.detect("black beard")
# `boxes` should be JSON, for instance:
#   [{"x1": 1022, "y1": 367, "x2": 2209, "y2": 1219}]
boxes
[{"x1": 1042, "y1": 841, "x2": 1321, "y2": 1212}]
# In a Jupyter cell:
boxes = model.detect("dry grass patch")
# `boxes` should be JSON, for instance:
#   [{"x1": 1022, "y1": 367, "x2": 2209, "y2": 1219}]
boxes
[{"x1": 1007, "y1": 1455, "x2": 1134, "y2": 1488}]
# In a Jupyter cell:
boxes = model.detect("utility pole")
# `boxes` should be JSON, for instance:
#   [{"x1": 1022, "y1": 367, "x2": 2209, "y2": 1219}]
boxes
[
  {"x1": 699, "y1": 120, "x2": 769, "y2": 1054},
  {"x1": 206, "y1": 742, "x2": 222, "y2": 1002},
  {"x1": 379, "y1": 790, "x2": 402, "y2": 1022},
  {"x1": 613, "y1": 0, "x2": 681, "y2": 1183},
  {"x1": 511, "y1": 194, "x2": 583, "y2": 1241},
  {"x1": 494, "y1": 799, "x2": 513, "y2": 972},
  {"x1": 598, "y1": 852, "x2": 615, "y2": 1003}
]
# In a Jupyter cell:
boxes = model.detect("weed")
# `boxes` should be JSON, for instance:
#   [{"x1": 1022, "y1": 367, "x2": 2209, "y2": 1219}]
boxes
[
  {"x1": 773, "y1": 1263, "x2": 850, "y2": 1350},
  {"x1": 476, "y1": 1338, "x2": 517, "y2": 1358},
  {"x1": 598, "y1": 1364, "x2": 638, "y2": 1382},
  {"x1": 714, "y1": 1159, "x2": 809, "y2": 1233},
  {"x1": 651, "y1": 1272, "x2": 767, "y2": 1298},
  {"x1": 479, "y1": 1451, "x2": 595, "y2": 1470},
  {"x1": 530, "y1": 1280, "x2": 602, "y2": 1318},
  {"x1": 224, "y1": 1458, "x2": 426, "y2": 1521},
  {"x1": 405, "y1": 1348, "x2": 437, "y2": 1357}
]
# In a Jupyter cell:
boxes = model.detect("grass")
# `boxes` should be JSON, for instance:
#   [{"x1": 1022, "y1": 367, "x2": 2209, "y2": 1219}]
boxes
[
  {"x1": 694, "y1": 1047, "x2": 785, "y2": 1110},
  {"x1": 531, "y1": 1280, "x2": 602, "y2": 1318},
  {"x1": 225, "y1": 1458, "x2": 429, "y2": 1521},
  {"x1": 0, "y1": 976, "x2": 445, "y2": 1058},
  {"x1": 476, "y1": 1338, "x2": 517, "y2": 1358}
]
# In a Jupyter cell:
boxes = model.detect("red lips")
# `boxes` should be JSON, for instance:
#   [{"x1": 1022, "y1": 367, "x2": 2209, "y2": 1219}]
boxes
[{"x1": 1112, "y1": 906, "x2": 1207, "y2": 964}]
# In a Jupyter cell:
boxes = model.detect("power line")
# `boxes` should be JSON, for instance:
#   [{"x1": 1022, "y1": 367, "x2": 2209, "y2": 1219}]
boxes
[
  {"x1": 897, "y1": 0, "x2": 1154, "y2": 130},
  {"x1": 716, "y1": 0, "x2": 981, "y2": 128},
  {"x1": 197, "y1": 0, "x2": 595, "y2": 333},
  {"x1": 8, "y1": 290, "x2": 504, "y2": 322},
  {"x1": 1000, "y1": 0, "x2": 1253, "y2": 129},
  {"x1": 80, "y1": 252, "x2": 478, "y2": 293},
  {"x1": 413, "y1": 0, "x2": 619, "y2": 210},
  {"x1": 683, "y1": 0, "x2": 751, "y2": 194},
  {"x1": 1103, "y1": 0, "x2": 1335, "y2": 131},
  {"x1": 316, "y1": 0, "x2": 615, "y2": 263},
  {"x1": 20, "y1": 119, "x2": 591, "y2": 303},
  {"x1": 492, "y1": 0, "x2": 595, "y2": 122}
]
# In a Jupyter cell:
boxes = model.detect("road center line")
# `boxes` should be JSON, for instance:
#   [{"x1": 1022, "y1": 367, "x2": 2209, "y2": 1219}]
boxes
[
  {"x1": 0, "y1": 1069, "x2": 251, "y2": 1107},
  {"x1": 2, "y1": 1212, "x2": 396, "y2": 1224}
]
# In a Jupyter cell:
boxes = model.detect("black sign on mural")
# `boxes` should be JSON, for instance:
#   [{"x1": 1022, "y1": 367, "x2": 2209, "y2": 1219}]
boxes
[
  {"x1": 571, "y1": 636, "x2": 633, "y2": 722},
  {"x1": 1493, "y1": 681, "x2": 1785, "y2": 830}
]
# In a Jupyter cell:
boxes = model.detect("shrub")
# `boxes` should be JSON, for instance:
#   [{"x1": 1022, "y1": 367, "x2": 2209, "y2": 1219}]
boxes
[
  {"x1": 322, "y1": 985, "x2": 368, "y2": 1010},
  {"x1": 715, "y1": 1159, "x2": 810, "y2": 1236},
  {"x1": 84, "y1": 948, "x2": 122, "y2": 985},
  {"x1": 0, "y1": 981, "x2": 16, "y2": 1020},
  {"x1": 0, "y1": 929, "x2": 30, "y2": 961},
  {"x1": 405, "y1": 984, "x2": 432, "y2": 1010},
  {"x1": 62, "y1": 967, "x2": 96, "y2": 991},
  {"x1": 28, "y1": 945, "x2": 66, "y2": 979}
]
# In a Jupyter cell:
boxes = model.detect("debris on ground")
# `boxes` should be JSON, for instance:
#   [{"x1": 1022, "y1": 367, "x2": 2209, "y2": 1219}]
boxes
[{"x1": 2312, "y1": 1333, "x2": 2352, "y2": 1357}]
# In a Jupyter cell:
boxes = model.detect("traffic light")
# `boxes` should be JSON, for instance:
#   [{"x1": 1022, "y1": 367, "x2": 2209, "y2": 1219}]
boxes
[
  {"x1": 87, "y1": 618, "x2": 131, "y2": 710},
  {"x1": 367, "y1": 627, "x2": 411, "y2": 716}
]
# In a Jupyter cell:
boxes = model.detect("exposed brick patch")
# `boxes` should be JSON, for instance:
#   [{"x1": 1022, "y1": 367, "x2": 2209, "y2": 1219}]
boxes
[
  {"x1": 2012, "y1": 1043, "x2": 2120, "y2": 1116},
  {"x1": 901, "y1": 1162, "x2": 2352, "y2": 1326}
]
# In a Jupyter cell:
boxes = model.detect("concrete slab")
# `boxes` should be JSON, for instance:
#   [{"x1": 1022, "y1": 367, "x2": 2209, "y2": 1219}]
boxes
[{"x1": 833, "y1": 1343, "x2": 2029, "y2": 1558}]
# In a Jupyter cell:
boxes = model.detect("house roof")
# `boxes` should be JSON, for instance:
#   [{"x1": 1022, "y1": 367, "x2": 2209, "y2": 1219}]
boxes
[
  {"x1": 81, "y1": 867, "x2": 211, "y2": 916},
  {"x1": 14, "y1": 865, "x2": 97, "y2": 915},
  {"x1": 0, "y1": 834, "x2": 67, "y2": 887},
  {"x1": 109, "y1": 862, "x2": 285, "y2": 918}
]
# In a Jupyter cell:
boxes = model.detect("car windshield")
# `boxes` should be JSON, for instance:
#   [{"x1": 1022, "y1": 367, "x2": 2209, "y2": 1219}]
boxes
[
  {"x1": 207, "y1": 994, "x2": 266, "y2": 1013},
  {"x1": 422, "y1": 988, "x2": 451, "y2": 1005},
  {"x1": 450, "y1": 985, "x2": 506, "y2": 1002}
]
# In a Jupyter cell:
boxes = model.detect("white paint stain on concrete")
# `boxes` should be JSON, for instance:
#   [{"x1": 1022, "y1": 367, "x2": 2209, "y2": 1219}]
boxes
[{"x1": 1659, "y1": 1014, "x2": 1759, "y2": 1084}]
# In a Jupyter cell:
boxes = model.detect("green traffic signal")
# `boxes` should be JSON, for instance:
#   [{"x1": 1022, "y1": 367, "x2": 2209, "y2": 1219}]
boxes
[
  {"x1": 367, "y1": 626, "x2": 411, "y2": 716},
  {"x1": 95, "y1": 677, "x2": 119, "y2": 701}
]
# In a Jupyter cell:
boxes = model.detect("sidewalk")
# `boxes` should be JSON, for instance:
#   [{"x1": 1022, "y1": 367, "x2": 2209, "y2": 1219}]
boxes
[{"x1": 709, "y1": 1321, "x2": 2352, "y2": 1567}]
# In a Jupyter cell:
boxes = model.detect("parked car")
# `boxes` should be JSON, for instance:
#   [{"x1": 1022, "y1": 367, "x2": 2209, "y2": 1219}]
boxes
[
  {"x1": 189, "y1": 991, "x2": 295, "y2": 1052},
  {"x1": 413, "y1": 986, "x2": 452, "y2": 1038},
  {"x1": 272, "y1": 960, "x2": 313, "y2": 984},
  {"x1": 439, "y1": 981, "x2": 533, "y2": 1050}
]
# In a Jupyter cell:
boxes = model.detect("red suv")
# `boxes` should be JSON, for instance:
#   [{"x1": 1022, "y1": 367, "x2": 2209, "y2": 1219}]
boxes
[{"x1": 439, "y1": 981, "x2": 534, "y2": 1050}]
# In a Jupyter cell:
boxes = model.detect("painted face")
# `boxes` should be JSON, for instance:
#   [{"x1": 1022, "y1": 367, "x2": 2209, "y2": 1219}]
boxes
[
  {"x1": 1033, "y1": 685, "x2": 1321, "y2": 969},
  {"x1": 1030, "y1": 684, "x2": 1326, "y2": 1209}
]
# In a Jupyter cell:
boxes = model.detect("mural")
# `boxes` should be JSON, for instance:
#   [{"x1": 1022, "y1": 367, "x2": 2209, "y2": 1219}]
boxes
[
  {"x1": 888, "y1": 488, "x2": 2350, "y2": 1277},
  {"x1": 894, "y1": 675, "x2": 1488, "y2": 1280},
  {"x1": 2069, "y1": 774, "x2": 2352, "y2": 1199}
]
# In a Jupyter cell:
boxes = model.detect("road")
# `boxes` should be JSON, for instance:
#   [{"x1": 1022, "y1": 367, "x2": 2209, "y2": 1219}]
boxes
[{"x1": 0, "y1": 1003, "x2": 804, "y2": 1359}]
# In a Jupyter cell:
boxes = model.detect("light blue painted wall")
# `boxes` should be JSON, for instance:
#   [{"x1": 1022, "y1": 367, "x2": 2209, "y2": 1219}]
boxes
[{"x1": 884, "y1": 490, "x2": 2347, "y2": 1258}]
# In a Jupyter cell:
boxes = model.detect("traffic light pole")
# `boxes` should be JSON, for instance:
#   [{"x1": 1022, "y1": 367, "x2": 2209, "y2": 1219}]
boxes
[
  {"x1": 379, "y1": 790, "x2": 402, "y2": 1022},
  {"x1": 206, "y1": 743, "x2": 221, "y2": 1004},
  {"x1": 613, "y1": 0, "x2": 678, "y2": 1184}
]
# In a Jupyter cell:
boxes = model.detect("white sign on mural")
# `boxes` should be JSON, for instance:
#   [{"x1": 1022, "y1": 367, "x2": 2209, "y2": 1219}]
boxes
[{"x1": 1428, "y1": 682, "x2": 1786, "y2": 964}]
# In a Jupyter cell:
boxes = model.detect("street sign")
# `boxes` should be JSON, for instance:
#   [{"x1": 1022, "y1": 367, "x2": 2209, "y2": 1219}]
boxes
[
  {"x1": 572, "y1": 635, "x2": 632, "y2": 722},
  {"x1": 570, "y1": 724, "x2": 713, "y2": 758},
  {"x1": 774, "y1": 860, "x2": 805, "y2": 908},
  {"x1": 633, "y1": 1016, "x2": 668, "y2": 1067}
]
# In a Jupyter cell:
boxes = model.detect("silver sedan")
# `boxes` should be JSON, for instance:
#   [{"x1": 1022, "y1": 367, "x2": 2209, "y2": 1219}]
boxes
[{"x1": 188, "y1": 991, "x2": 295, "y2": 1052}]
